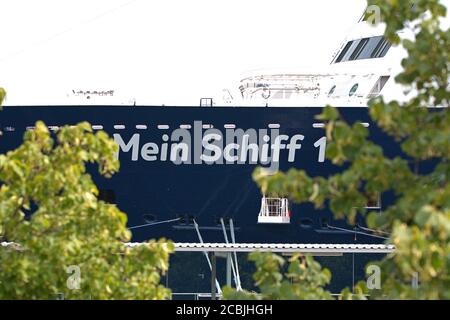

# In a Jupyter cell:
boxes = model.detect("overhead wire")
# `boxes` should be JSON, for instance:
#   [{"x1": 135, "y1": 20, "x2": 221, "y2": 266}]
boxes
[{"x1": 0, "y1": 0, "x2": 141, "y2": 63}]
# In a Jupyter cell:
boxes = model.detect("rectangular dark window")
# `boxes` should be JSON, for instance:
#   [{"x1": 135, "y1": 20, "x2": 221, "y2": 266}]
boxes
[
  {"x1": 367, "y1": 76, "x2": 390, "y2": 98},
  {"x1": 379, "y1": 41, "x2": 391, "y2": 57},
  {"x1": 357, "y1": 36, "x2": 383, "y2": 59},
  {"x1": 366, "y1": 194, "x2": 381, "y2": 209},
  {"x1": 371, "y1": 37, "x2": 391, "y2": 58},
  {"x1": 350, "y1": 38, "x2": 369, "y2": 60},
  {"x1": 335, "y1": 41, "x2": 354, "y2": 63},
  {"x1": 335, "y1": 36, "x2": 391, "y2": 63}
]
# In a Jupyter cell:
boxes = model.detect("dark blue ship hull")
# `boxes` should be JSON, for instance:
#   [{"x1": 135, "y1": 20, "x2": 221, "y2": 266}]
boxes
[
  {"x1": 2, "y1": 105, "x2": 409, "y2": 295},
  {"x1": 0, "y1": 106, "x2": 400, "y2": 245}
]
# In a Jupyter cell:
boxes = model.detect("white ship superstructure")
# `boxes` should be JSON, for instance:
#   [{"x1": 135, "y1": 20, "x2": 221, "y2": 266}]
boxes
[
  {"x1": 59, "y1": 7, "x2": 409, "y2": 108},
  {"x1": 222, "y1": 9, "x2": 413, "y2": 107}
]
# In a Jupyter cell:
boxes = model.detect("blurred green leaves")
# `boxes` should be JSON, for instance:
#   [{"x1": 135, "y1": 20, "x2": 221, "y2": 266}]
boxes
[
  {"x1": 228, "y1": 0, "x2": 450, "y2": 300},
  {"x1": 0, "y1": 87, "x2": 5, "y2": 107},
  {"x1": 223, "y1": 252, "x2": 333, "y2": 300},
  {"x1": 0, "y1": 121, "x2": 174, "y2": 299}
]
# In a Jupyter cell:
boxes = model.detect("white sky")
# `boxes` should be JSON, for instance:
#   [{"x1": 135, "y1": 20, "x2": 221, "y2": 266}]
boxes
[{"x1": 1, "y1": 0, "x2": 371, "y2": 105}]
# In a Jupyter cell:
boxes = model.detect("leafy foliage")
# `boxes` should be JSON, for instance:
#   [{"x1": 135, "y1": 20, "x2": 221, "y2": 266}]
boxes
[
  {"x1": 0, "y1": 121, "x2": 173, "y2": 299},
  {"x1": 0, "y1": 87, "x2": 5, "y2": 107},
  {"x1": 228, "y1": 0, "x2": 450, "y2": 300},
  {"x1": 223, "y1": 252, "x2": 333, "y2": 300}
]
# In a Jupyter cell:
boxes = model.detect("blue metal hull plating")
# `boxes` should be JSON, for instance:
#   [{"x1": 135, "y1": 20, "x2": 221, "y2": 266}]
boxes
[
  {"x1": 1, "y1": 106, "x2": 401, "y2": 294},
  {"x1": 0, "y1": 106, "x2": 400, "y2": 244}
]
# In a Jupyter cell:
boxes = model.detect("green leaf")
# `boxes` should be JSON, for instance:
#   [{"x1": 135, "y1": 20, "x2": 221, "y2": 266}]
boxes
[
  {"x1": 0, "y1": 121, "x2": 173, "y2": 299},
  {"x1": 0, "y1": 87, "x2": 6, "y2": 107}
]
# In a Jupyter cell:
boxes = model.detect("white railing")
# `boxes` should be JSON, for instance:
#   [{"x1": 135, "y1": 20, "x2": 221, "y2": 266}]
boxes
[{"x1": 258, "y1": 197, "x2": 290, "y2": 224}]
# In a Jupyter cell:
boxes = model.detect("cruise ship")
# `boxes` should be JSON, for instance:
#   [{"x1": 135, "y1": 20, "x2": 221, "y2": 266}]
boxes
[{"x1": 0, "y1": 7, "x2": 428, "y2": 296}]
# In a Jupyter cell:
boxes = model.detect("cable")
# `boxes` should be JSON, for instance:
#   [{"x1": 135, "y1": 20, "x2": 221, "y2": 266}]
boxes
[
  {"x1": 129, "y1": 217, "x2": 181, "y2": 230},
  {"x1": 326, "y1": 224, "x2": 389, "y2": 240},
  {"x1": 229, "y1": 218, "x2": 242, "y2": 290},
  {"x1": 356, "y1": 224, "x2": 391, "y2": 236},
  {"x1": 195, "y1": 173, "x2": 231, "y2": 219},
  {"x1": 0, "y1": 0, "x2": 141, "y2": 63}
]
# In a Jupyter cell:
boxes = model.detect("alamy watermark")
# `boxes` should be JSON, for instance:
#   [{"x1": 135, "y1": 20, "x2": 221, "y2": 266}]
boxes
[
  {"x1": 366, "y1": 264, "x2": 420, "y2": 291},
  {"x1": 365, "y1": 5, "x2": 382, "y2": 26},
  {"x1": 55, "y1": 265, "x2": 82, "y2": 300},
  {"x1": 366, "y1": 264, "x2": 381, "y2": 290},
  {"x1": 66, "y1": 265, "x2": 81, "y2": 290}
]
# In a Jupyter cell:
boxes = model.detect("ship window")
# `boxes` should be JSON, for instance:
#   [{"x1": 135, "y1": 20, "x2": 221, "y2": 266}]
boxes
[
  {"x1": 356, "y1": 36, "x2": 383, "y2": 59},
  {"x1": 200, "y1": 98, "x2": 213, "y2": 107},
  {"x1": 379, "y1": 41, "x2": 391, "y2": 57},
  {"x1": 328, "y1": 85, "x2": 336, "y2": 96},
  {"x1": 371, "y1": 37, "x2": 391, "y2": 58},
  {"x1": 335, "y1": 36, "x2": 391, "y2": 62},
  {"x1": 335, "y1": 41, "x2": 354, "y2": 63},
  {"x1": 367, "y1": 76, "x2": 390, "y2": 98},
  {"x1": 366, "y1": 194, "x2": 381, "y2": 209},
  {"x1": 261, "y1": 88, "x2": 271, "y2": 99},
  {"x1": 349, "y1": 84, "x2": 359, "y2": 97},
  {"x1": 350, "y1": 38, "x2": 369, "y2": 60}
]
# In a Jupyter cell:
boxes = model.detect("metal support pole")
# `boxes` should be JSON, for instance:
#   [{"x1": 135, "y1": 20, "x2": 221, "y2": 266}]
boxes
[
  {"x1": 194, "y1": 220, "x2": 222, "y2": 294},
  {"x1": 220, "y1": 218, "x2": 239, "y2": 288},
  {"x1": 412, "y1": 272, "x2": 419, "y2": 289},
  {"x1": 211, "y1": 252, "x2": 217, "y2": 300},
  {"x1": 229, "y1": 219, "x2": 242, "y2": 290},
  {"x1": 226, "y1": 253, "x2": 232, "y2": 287}
]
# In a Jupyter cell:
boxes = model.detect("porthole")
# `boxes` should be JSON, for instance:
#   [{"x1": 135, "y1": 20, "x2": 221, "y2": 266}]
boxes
[
  {"x1": 261, "y1": 88, "x2": 271, "y2": 99},
  {"x1": 328, "y1": 85, "x2": 336, "y2": 96},
  {"x1": 349, "y1": 83, "x2": 359, "y2": 97}
]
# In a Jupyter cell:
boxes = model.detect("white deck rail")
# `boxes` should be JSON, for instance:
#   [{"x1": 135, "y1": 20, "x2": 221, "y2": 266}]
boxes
[{"x1": 2, "y1": 241, "x2": 395, "y2": 254}]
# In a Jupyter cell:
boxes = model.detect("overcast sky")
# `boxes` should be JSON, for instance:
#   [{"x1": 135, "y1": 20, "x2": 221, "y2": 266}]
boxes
[{"x1": 0, "y1": 0, "x2": 394, "y2": 105}]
